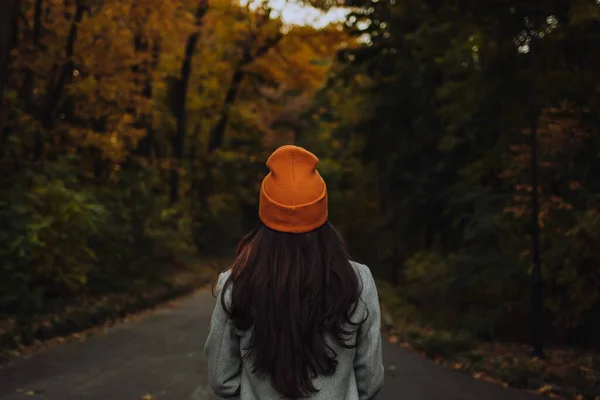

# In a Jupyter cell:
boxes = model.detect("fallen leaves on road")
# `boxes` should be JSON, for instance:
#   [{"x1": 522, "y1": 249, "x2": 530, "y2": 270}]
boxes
[
  {"x1": 452, "y1": 362, "x2": 463, "y2": 370},
  {"x1": 536, "y1": 385, "x2": 555, "y2": 395},
  {"x1": 139, "y1": 394, "x2": 156, "y2": 400}
]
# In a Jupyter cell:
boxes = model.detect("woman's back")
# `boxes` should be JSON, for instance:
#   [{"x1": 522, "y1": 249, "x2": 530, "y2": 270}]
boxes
[
  {"x1": 206, "y1": 261, "x2": 383, "y2": 399},
  {"x1": 204, "y1": 145, "x2": 384, "y2": 399}
]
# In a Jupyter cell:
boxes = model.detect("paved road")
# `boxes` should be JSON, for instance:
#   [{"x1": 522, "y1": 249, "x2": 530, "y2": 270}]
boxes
[{"x1": 0, "y1": 289, "x2": 541, "y2": 400}]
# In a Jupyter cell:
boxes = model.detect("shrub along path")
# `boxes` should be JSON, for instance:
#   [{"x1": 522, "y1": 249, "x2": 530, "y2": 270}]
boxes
[{"x1": 0, "y1": 287, "x2": 541, "y2": 400}]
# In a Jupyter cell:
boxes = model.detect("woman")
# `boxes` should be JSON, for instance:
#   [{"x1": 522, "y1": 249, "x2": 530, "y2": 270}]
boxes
[{"x1": 205, "y1": 145, "x2": 384, "y2": 399}]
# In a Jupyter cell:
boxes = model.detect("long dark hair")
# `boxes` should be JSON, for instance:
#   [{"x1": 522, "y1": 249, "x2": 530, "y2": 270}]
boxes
[{"x1": 219, "y1": 221, "x2": 365, "y2": 399}]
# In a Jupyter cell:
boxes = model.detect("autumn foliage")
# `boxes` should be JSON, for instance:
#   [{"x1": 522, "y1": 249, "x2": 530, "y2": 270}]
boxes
[
  {"x1": 0, "y1": 0, "x2": 348, "y2": 313},
  {"x1": 2, "y1": 0, "x2": 600, "y2": 373}
]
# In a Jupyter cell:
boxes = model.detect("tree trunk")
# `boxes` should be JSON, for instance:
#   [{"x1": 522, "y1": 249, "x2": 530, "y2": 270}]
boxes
[
  {"x1": 208, "y1": 33, "x2": 282, "y2": 153},
  {"x1": 194, "y1": 29, "x2": 283, "y2": 214},
  {"x1": 18, "y1": 0, "x2": 42, "y2": 116},
  {"x1": 130, "y1": 28, "x2": 161, "y2": 160},
  {"x1": 190, "y1": 16, "x2": 282, "y2": 250},
  {"x1": 34, "y1": 0, "x2": 84, "y2": 161},
  {"x1": 170, "y1": 0, "x2": 208, "y2": 204},
  {"x1": 0, "y1": 0, "x2": 20, "y2": 137},
  {"x1": 0, "y1": 0, "x2": 19, "y2": 98},
  {"x1": 135, "y1": 38, "x2": 161, "y2": 158},
  {"x1": 529, "y1": 35, "x2": 544, "y2": 359}
]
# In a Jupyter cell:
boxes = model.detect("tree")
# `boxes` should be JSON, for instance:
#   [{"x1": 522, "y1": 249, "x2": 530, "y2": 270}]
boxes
[
  {"x1": 0, "y1": 0, "x2": 19, "y2": 105},
  {"x1": 300, "y1": 0, "x2": 600, "y2": 349},
  {"x1": 170, "y1": 0, "x2": 209, "y2": 204},
  {"x1": 0, "y1": 0, "x2": 19, "y2": 142},
  {"x1": 0, "y1": 0, "x2": 349, "y2": 313}
]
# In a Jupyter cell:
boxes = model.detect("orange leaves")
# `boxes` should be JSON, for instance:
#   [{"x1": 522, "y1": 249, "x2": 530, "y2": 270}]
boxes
[
  {"x1": 501, "y1": 103, "x2": 586, "y2": 227},
  {"x1": 11, "y1": 0, "x2": 186, "y2": 165},
  {"x1": 503, "y1": 205, "x2": 528, "y2": 218},
  {"x1": 66, "y1": 113, "x2": 145, "y2": 163},
  {"x1": 503, "y1": 188, "x2": 573, "y2": 227},
  {"x1": 515, "y1": 183, "x2": 533, "y2": 192},
  {"x1": 250, "y1": 24, "x2": 347, "y2": 92},
  {"x1": 11, "y1": 0, "x2": 346, "y2": 172},
  {"x1": 549, "y1": 195, "x2": 573, "y2": 211}
]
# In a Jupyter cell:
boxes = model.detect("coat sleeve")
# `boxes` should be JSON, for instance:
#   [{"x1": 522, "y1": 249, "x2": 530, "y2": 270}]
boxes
[
  {"x1": 204, "y1": 272, "x2": 242, "y2": 398},
  {"x1": 353, "y1": 265, "x2": 385, "y2": 400}
]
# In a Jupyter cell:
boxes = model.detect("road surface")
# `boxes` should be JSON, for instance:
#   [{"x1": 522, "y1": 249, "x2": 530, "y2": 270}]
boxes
[{"x1": 0, "y1": 288, "x2": 541, "y2": 400}]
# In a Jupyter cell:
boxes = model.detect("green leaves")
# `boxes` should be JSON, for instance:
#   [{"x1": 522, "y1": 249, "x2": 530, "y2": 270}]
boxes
[
  {"x1": 0, "y1": 177, "x2": 101, "y2": 310},
  {"x1": 298, "y1": 0, "x2": 600, "y2": 351},
  {"x1": 23, "y1": 180, "x2": 107, "y2": 293}
]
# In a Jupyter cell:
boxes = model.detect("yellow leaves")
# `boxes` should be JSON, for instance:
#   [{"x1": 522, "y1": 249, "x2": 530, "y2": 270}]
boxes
[
  {"x1": 13, "y1": 0, "x2": 346, "y2": 167},
  {"x1": 249, "y1": 26, "x2": 342, "y2": 92},
  {"x1": 66, "y1": 113, "x2": 144, "y2": 163},
  {"x1": 535, "y1": 384, "x2": 555, "y2": 394}
]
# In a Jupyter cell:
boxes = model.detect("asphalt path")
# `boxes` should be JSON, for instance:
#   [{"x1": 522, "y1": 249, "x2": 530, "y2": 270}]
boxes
[{"x1": 0, "y1": 288, "x2": 541, "y2": 400}]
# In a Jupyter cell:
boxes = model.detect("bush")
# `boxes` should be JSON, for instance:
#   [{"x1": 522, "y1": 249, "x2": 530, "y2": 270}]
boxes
[
  {"x1": 404, "y1": 251, "x2": 451, "y2": 301},
  {"x1": 0, "y1": 163, "x2": 200, "y2": 314},
  {"x1": 543, "y1": 209, "x2": 600, "y2": 346},
  {"x1": 380, "y1": 247, "x2": 533, "y2": 341},
  {"x1": 402, "y1": 251, "x2": 464, "y2": 328},
  {"x1": 0, "y1": 178, "x2": 106, "y2": 312},
  {"x1": 26, "y1": 181, "x2": 107, "y2": 293},
  {"x1": 88, "y1": 167, "x2": 193, "y2": 291},
  {"x1": 376, "y1": 279, "x2": 420, "y2": 322},
  {"x1": 410, "y1": 330, "x2": 475, "y2": 359}
]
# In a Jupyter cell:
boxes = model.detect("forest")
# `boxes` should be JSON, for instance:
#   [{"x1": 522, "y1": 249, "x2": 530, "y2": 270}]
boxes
[{"x1": 1, "y1": 0, "x2": 599, "y2": 398}]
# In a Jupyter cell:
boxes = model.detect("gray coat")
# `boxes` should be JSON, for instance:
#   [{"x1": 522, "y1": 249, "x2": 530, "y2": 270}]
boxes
[{"x1": 204, "y1": 261, "x2": 384, "y2": 399}]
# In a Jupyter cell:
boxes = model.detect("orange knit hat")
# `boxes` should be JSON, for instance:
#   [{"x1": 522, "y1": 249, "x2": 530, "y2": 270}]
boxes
[{"x1": 259, "y1": 145, "x2": 328, "y2": 233}]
